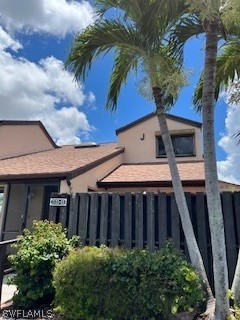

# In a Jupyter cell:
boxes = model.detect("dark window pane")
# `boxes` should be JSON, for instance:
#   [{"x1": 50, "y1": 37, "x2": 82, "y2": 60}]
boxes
[
  {"x1": 157, "y1": 137, "x2": 166, "y2": 156},
  {"x1": 172, "y1": 136, "x2": 194, "y2": 155},
  {"x1": 156, "y1": 135, "x2": 194, "y2": 157}
]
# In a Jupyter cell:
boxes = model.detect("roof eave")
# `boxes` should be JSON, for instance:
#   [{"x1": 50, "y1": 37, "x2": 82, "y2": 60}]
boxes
[
  {"x1": 68, "y1": 148, "x2": 124, "y2": 180},
  {"x1": 97, "y1": 179, "x2": 206, "y2": 188}
]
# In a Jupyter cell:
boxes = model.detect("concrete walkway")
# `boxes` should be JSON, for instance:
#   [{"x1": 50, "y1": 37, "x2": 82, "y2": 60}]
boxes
[{"x1": 1, "y1": 275, "x2": 16, "y2": 305}]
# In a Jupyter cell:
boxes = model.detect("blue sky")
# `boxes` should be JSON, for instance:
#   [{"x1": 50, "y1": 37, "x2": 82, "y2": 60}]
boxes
[{"x1": 0, "y1": 0, "x2": 239, "y2": 183}]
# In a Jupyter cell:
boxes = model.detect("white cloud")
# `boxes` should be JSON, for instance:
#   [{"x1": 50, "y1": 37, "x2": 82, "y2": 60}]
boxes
[
  {"x1": 0, "y1": 32, "x2": 95, "y2": 145},
  {"x1": 217, "y1": 101, "x2": 240, "y2": 184},
  {"x1": 0, "y1": 0, "x2": 96, "y2": 37},
  {"x1": 0, "y1": 26, "x2": 22, "y2": 51}
]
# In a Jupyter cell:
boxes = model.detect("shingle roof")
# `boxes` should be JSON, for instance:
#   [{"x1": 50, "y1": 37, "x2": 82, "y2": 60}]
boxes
[
  {"x1": 98, "y1": 161, "x2": 205, "y2": 187},
  {"x1": 116, "y1": 112, "x2": 202, "y2": 135},
  {"x1": 0, "y1": 143, "x2": 123, "y2": 180}
]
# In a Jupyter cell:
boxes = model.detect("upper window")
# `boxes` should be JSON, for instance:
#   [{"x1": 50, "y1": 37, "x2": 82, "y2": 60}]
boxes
[{"x1": 156, "y1": 135, "x2": 195, "y2": 157}]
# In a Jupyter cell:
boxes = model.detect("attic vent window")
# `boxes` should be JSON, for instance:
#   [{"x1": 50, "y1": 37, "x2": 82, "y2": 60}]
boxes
[{"x1": 156, "y1": 135, "x2": 195, "y2": 157}]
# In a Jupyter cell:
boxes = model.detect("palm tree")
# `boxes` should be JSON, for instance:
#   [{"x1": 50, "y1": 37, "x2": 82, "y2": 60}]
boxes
[
  {"x1": 194, "y1": 38, "x2": 240, "y2": 303},
  {"x1": 66, "y1": 0, "x2": 213, "y2": 300},
  {"x1": 172, "y1": 2, "x2": 240, "y2": 316}
]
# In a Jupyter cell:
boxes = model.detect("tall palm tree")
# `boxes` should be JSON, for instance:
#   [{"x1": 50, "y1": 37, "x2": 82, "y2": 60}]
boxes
[
  {"x1": 66, "y1": 0, "x2": 213, "y2": 299},
  {"x1": 194, "y1": 38, "x2": 240, "y2": 303},
  {"x1": 174, "y1": 2, "x2": 240, "y2": 318}
]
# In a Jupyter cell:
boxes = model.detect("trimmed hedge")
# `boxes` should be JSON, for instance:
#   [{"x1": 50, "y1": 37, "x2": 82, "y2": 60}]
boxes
[
  {"x1": 9, "y1": 220, "x2": 79, "y2": 309},
  {"x1": 54, "y1": 243, "x2": 205, "y2": 320}
]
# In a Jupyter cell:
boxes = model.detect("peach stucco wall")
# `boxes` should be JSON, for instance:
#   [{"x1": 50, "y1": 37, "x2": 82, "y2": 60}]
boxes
[
  {"x1": 117, "y1": 116, "x2": 203, "y2": 163},
  {"x1": 60, "y1": 152, "x2": 124, "y2": 193},
  {"x1": 0, "y1": 124, "x2": 55, "y2": 159}
]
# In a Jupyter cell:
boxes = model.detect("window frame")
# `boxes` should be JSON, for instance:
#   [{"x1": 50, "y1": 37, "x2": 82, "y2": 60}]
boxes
[{"x1": 156, "y1": 134, "x2": 196, "y2": 158}]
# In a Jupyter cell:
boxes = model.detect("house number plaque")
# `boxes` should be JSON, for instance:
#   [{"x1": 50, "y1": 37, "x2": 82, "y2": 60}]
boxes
[{"x1": 49, "y1": 198, "x2": 67, "y2": 207}]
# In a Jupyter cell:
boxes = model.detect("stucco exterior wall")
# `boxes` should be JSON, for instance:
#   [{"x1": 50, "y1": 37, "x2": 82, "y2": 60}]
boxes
[
  {"x1": 0, "y1": 124, "x2": 55, "y2": 159},
  {"x1": 60, "y1": 152, "x2": 124, "y2": 193},
  {"x1": 117, "y1": 116, "x2": 203, "y2": 163}
]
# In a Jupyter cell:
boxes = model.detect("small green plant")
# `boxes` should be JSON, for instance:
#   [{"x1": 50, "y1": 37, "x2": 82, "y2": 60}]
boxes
[
  {"x1": 54, "y1": 242, "x2": 205, "y2": 320},
  {"x1": 9, "y1": 220, "x2": 79, "y2": 309}
]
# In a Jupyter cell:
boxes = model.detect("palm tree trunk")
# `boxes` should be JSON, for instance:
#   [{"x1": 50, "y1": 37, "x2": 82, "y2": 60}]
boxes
[
  {"x1": 232, "y1": 251, "x2": 240, "y2": 303},
  {"x1": 152, "y1": 87, "x2": 214, "y2": 302},
  {"x1": 202, "y1": 20, "x2": 230, "y2": 319}
]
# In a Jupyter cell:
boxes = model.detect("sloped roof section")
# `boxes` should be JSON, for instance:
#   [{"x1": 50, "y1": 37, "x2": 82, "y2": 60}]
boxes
[
  {"x1": 116, "y1": 112, "x2": 202, "y2": 135},
  {"x1": 98, "y1": 161, "x2": 205, "y2": 187},
  {"x1": 0, "y1": 143, "x2": 123, "y2": 181}
]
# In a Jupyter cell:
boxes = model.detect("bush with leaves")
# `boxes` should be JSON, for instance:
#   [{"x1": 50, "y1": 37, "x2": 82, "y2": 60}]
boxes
[
  {"x1": 9, "y1": 220, "x2": 79, "y2": 309},
  {"x1": 54, "y1": 242, "x2": 205, "y2": 320}
]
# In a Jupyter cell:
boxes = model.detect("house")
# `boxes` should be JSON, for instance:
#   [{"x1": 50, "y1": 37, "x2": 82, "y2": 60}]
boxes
[{"x1": 0, "y1": 113, "x2": 239, "y2": 240}]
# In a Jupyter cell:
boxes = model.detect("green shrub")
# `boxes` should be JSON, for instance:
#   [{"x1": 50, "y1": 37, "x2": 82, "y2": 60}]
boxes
[
  {"x1": 54, "y1": 242, "x2": 205, "y2": 320},
  {"x1": 9, "y1": 220, "x2": 79, "y2": 309}
]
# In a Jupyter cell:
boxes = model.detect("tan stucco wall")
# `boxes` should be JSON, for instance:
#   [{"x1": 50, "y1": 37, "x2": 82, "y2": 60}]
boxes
[
  {"x1": 60, "y1": 153, "x2": 124, "y2": 193},
  {"x1": 117, "y1": 116, "x2": 203, "y2": 163},
  {"x1": 0, "y1": 124, "x2": 55, "y2": 159}
]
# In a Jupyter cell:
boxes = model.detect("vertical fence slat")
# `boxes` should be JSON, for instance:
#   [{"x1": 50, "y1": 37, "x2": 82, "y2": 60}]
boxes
[
  {"x1": 111, "y1": 193, "x2": 120, "y2": 247},
  {"x1": 234, "y1": 192, "x2": 240, "y2": 247},
  {"x1": 147, "y1": 193, "x2": 155, "y2": 251},
  {"x1": 135, "y1": 193, "x2": 143, "y2": 249},
  {"x1": 100, "y1": 193, "x2": 108, "y2": 245},
  {"x1": 124, "y1": 193, "x2": 132, "y2": 248},
  {"x1": 78, "y1": 193, "x2": 89, "y2": 244},
  {"x1": 171, "y1": 194, "x2": 180, "y2": 249},
  {"x1": 222, "y1": 192, "x2": 238, "y2": 284},
  {"x1": 158, "y1": 193, "x2": 167, "y2": 248},
  {"x1": 48, "y1": 192, "x2": 59, "y2": 222},
  {"x1": 68, "y1": 195, "x2": 79, "y2": 238},
  {"x1": 184, "y1": 193, "x2": 193, "y2": 261},
  {"x1": 196, "y1": 192, "x2": 210, "y2": 277},
  {"x1": 89, "y1": 193, "x2": 98, "y2": 246},
  {"x1": 59, "y1": 195, "x2": 70, "y2": 228}
]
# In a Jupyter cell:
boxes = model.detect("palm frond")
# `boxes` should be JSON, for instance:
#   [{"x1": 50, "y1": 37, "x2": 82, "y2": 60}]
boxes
[
  {"x1": 193, "y1": 41, "x2": 240, "y2": 111},
  {"x1": 170, "y1": 14, "x2": 203, "y2": 56},
  {"x1": 66, "y1": 19, "x2": 145, "y2": 81},
  {"x1": 106, "y1": 49, "x2": 138, "y2": 112}
]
